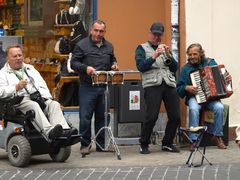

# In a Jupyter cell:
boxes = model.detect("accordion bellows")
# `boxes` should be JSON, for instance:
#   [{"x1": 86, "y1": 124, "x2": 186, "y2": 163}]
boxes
[{"x1": 190, "y1": 65, "x2": 233, "y2": 103}]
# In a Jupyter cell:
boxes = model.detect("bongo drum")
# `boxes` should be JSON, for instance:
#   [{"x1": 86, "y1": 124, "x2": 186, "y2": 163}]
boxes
[
  {"x1": 92, "y1": 71, "x2": 108, "y2": 85},
  {"x1": 109, "y1": 71, "x2": 124, "y2": 85}
]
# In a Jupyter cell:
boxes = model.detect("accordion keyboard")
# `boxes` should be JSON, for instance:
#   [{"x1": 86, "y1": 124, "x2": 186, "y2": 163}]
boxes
[{"x1": 190, "y1": 71, "x2": 207, "y2": 103}]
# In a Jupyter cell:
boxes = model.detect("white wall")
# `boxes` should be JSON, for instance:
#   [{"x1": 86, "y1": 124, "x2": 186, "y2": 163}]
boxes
[{"x1": 185, "y1": 0, "x2": 240, "y2": 126}]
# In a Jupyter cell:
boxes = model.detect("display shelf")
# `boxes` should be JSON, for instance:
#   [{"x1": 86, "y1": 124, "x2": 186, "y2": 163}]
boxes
[
  {"x1": 0, "y1": 3, "x2": 24, "y2": 32},
  {"x1": 52, "y1": 53, "x2": 69, "y2": 61},
  {"x1": 54, "y1": 0, "x2": 70, "y2": 3},
  {"x1": 54, "y1": 24, "x2": 74, "y2": 27},
  {"x1": 53, "y1": 76, "x2": 79, "y2": 101},
  {"x1": 0, "y1": 3, "x2": 22, "y2": 9}
]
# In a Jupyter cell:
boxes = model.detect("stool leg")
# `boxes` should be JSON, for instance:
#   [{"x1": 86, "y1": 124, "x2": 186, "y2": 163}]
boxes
[
  {"x1": 200, "y1": 146, "x2": 206, "y2": 165},
  {"x1": 197, "y1": 147, "x2": 212, "y2": 166},
  {"x1": 187, "y1": 149, "x2": 198, "y2": 167},
  {"x1": 186, "y1": 151, "x2": 194, "y2": 165}
]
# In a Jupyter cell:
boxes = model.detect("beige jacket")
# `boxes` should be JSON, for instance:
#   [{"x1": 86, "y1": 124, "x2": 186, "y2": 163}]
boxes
[{"x1": 140, "y1": 42, "x2": 176, "y2": 88}]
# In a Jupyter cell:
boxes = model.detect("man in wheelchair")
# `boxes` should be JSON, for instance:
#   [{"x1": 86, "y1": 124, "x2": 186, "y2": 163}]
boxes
[
  {"x1": 0, "y1": 45, "x2": 80, "y2": 167},
  {"x1": 0, "y1": 44, "x2": 78, "y2": 140},
  {"x1": 0, "y1": 96, "x2": 80, "y2": 167}
]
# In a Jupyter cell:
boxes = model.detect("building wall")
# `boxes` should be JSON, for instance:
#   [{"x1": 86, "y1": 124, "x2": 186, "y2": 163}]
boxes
[
  {"x1": 97, "y1": 0, "x2": 173, "y2": 113},
  {"x1": 97, "y1": 0, "x2": 172, "y2": 71},
  {"x1": 185, "y1": 0, "x2": 240, "y2": 126}
]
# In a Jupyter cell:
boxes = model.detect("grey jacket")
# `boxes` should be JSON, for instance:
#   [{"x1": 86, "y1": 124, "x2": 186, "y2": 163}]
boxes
[{"x1": 141, "y1": 42, "x2": 176, "y2": 88}]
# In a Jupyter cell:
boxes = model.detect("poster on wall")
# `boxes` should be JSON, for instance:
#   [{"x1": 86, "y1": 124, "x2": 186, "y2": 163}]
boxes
[
  {"x1": 129, "y1": 91, "x2": 140, "y2": 110},
  {"x1": 28, "y1": 0, "x2": 43, "y2": 26}
]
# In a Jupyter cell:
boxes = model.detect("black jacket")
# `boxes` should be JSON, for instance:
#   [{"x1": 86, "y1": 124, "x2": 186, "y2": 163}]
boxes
[{"x1": 71, "y1": 36, "x2": 117, "y2": 84}]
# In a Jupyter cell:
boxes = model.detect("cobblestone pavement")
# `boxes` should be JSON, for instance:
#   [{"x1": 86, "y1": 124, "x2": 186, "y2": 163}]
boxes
[
  {"x1": 0, "y1": 164, "x2": 240, "y2": 180},
  {"x1": 0, "y1": 142, "x2": 240, "y2": 180}
]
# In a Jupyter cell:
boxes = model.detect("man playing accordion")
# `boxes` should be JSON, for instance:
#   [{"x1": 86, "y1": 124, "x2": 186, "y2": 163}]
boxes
[{"x1": 177, "y1": 43, "x2": 232, "y2": 149}]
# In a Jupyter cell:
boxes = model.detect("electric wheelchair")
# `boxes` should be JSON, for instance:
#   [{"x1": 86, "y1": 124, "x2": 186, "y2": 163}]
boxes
[{"x1": 0, "y1": 96, "x2": 80, "y2": 167}]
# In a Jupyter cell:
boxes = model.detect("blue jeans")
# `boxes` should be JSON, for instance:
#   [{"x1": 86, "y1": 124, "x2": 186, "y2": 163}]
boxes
[
  {"x1": 79, "y1": 85, "x2": 106, "y2": 148},
  {"x1": 188, "y1": 97, "x2": 224, "y2": 141}
]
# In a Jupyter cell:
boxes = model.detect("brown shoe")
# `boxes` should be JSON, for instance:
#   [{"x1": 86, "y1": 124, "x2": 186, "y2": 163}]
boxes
[
  {"x1": 211, "y1": 136, "x2": 227, "y2": 149},
  {"x1": 80, "y1": 146, "x2": 91, "y2": 156}
]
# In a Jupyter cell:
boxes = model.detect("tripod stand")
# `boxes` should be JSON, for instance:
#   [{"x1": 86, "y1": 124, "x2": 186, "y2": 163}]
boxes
[{"x1": 91, "y1": 73, "x2": 121, "y2": 160}]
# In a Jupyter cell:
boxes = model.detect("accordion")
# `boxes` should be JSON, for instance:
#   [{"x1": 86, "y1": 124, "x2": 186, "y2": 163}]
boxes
[{"x1": 190, "y1": 64, "x2": 233, "y2": 103}]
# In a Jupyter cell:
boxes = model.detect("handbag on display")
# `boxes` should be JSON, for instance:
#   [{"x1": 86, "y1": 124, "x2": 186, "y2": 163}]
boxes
[
  {"x1": 69, "y1": 20, "x2": 87, "y2": 51},
  {"x1": 55, "y1": 9, "x2": 78, "y2": 25},
  {"x1": 54, "y1": 36, "x2": 71, "y2": 54}
]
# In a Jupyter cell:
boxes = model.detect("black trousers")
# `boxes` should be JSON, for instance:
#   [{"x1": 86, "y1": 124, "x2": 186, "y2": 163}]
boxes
[{"x1": 140, "y1": 82, "x2": 181, "y2": 146}]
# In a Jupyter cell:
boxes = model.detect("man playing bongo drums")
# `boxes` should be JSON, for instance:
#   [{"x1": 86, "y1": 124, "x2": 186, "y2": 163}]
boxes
[{"x1": 71, "y1": 20, "x2": 118, "y2": 156}]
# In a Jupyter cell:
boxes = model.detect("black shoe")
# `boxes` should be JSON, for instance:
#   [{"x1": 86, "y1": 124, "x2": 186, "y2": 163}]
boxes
[
  {"x1": 139, "y1": 145, "x2": 150, "y2": 154},
  {"x1": 162, "y1": 144, "x2": 180, "y2": 153},
  {"x1": 62, "y1": 127, "x2": 78, "y2": 137},
  {"x1": 48, "y1": 124, "x2": 63, "y2": 140}
]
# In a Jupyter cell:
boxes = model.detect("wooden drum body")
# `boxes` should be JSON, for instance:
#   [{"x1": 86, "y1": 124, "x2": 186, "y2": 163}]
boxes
[
  {"x1": 92, "y1": 71, "x2": 125, "y2": 85},
  {"x1": 92, "y1": 71, "x2": 108, "y2": 85},
  {"x1": 109, "y1": 71, "x2": 124, "y2": 85}
]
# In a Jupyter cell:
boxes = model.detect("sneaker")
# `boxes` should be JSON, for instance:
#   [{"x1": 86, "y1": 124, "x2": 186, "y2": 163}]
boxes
[
  {"x1": 139, "y1": 145, "x2": 150, "y2": 154},
  {"x1": 162, "y1": 144, "x2": 180, "y2": 153}
]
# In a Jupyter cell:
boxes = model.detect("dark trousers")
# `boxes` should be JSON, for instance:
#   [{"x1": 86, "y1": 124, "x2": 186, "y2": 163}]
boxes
[
  {"x1": 79, "y1": 85, "x2": 106, "y2": 148},
  {"x1": 140, "y1": 82, "x2": 181, "y2": 146}
]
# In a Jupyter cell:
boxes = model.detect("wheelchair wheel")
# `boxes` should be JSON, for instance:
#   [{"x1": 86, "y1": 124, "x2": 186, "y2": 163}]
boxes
[
  {"x1": 7, "y1": 135, "x2": 31, "y2": 167},
  {"x1": 49, "y1": 146, "x2": 71, "y2": 162}
]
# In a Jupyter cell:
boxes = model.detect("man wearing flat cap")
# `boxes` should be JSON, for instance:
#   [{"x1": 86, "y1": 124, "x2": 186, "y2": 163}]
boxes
[{"x1": 135, "y1": 22, "x2": 181, "y2": 154}]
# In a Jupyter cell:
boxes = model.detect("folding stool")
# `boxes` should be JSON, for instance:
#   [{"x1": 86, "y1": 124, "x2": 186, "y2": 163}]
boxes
[{"x1": 179, "y1": 126, "x2": 212, "y2": 167}]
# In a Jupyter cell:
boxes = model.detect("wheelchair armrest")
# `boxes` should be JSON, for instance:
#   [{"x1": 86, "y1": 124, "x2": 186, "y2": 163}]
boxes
[
  {"x1": 0, "y1": 96, "x2": 24, "y2": 104},
  {"x1": 3, "y1": 109, "x2": 35, "y2": 126},
  {"x1": 0, "y1": 96, "x2": 24, "y2": 115}
]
